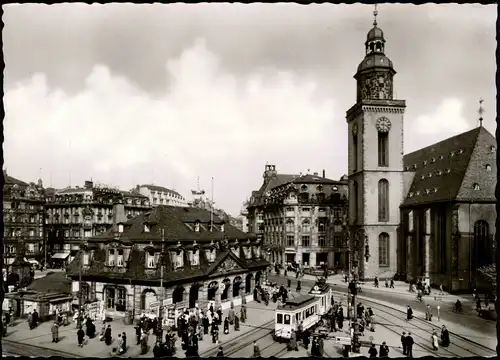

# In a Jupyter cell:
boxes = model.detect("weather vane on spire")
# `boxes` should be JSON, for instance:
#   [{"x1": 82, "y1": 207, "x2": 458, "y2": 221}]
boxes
[
  {"x1": 373, "y1": 4, "x2": 378, "y2": 26},
  {"x1": 478, "y1": 98, "x2": 484, "y2": 127}
]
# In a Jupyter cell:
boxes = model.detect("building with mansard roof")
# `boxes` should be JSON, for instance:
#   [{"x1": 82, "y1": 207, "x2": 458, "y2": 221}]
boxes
[
  {"x1": 246, "y1": 165, "x2": 349, "y2": 269},
  {"x1": 134, "y1": 184, "x2": 188, "y2": 207},
  {"x1": 44, "y1": 180, "x2": 151, "y2": 266},
  {"x1": 66, "y1": 203, "x2": 269, "y2": 321},
  {"x1": 346, "y1": 11, "x2": 496, "y2": 292}
]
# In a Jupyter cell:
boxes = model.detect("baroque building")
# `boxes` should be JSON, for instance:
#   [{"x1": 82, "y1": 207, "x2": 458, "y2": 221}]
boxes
[
  {"x1": 66, "y1": 204, "x2": 268, "y2": 322},
  {"x1": 44, "y1": 180, "x2": 151, "y2": 266},
  {"x1": 3, "y1": 170, "x2": 46, "y2": 266},
  {"x1": 134, "y1": 184, "x2": 188, "y2": 207},
  {"x1": 347, "y1": 11, "x2": 496, "y2": 292},
  {"x1": 246, "y1": 165, "x2": 349, "y2": 269}
]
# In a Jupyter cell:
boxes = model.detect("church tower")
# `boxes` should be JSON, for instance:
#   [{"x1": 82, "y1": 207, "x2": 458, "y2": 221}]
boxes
[{"x1": 346, "y1": 6, "x2": 405, "y2": 280}]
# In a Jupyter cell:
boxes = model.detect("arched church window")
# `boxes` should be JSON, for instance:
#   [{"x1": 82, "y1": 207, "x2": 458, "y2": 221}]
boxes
[
  {"x1": 378, "y1": 179, "x2": 389, "y2": 222},
  {"x1": 376, "y1": 42, "x2": 382, "y2": 52},
  {"x1": 474, "y1": 221, "x2": 490, "y2": 267},
  {"x1": 378, "y1": 233, "x2": 389, "y2": 266},
  {"x1": 378, "y1": 131, "x2": 389, "y2": 167}
]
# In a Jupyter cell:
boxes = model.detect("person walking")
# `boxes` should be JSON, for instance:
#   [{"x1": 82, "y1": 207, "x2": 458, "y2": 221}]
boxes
[
  {"x1": 390, "y1": 279, "x2": 395, "y2": 288},
  {"x1": 368, "y1": 343, "x2": 378, "y2": 358},
  {"x1": 228, "y1": 305, "x2": 235, "y2": 325},
  {"x1": 287, "y1": 278, "x2": 292, "y2": 289},
  {"x1": 77, "y1": 327, "x2": 85, "y2": 347},
  {"x1": 439, "y1": 284, "x2": 444, "y2": 295},
  {"x1": 303, "y1": 328, "x2": 311, "y2": 350},
  {"x1": 379, "y1": 342, "x2": 389, "y2": 357},
  {"x1": 401, "y1": 332, "x2": 407, "y2": 355},
  {"x1": 425, "y1": 304, "x2": 433, "y2": 321},
  {"x1": 121, "y1": 332, "x2": 127, "y2": 354},
  {"x1": 223, "y1": 317, "x2": 230, "y2": 335},
  {"x1": 135, "y1": 325, "x2": 142, "y2": 345},
  {"x1": 406, "y1": 306, "x2": 413, "y2": 320},
  {"x1": 440, "y1": 325, "x2": 450, "y2": 347},
  {"x1": 253, "y1": 340, "x2": 261, "y2": 357},
  {"x1": 104, "y1": 325, "x2": 112, "y2": 346},
  {"x1": 51, "y1": 322, "x2": 60, "y2": 343},
  {"x1": 296, "y1": 281, "x2": 302, "y2": 293},
  {"x1": 234, "y1": 314, "x2": 240, "y2": 331},
  {"x1": 337, "y1": 306, "x2": 344, "y2": 330},
  {"x1": 406, "y1": 332, "x2": 414, "y2": 357},
  {"x1": 431, "y1": 331, "x2": 439, "y2": 351}
]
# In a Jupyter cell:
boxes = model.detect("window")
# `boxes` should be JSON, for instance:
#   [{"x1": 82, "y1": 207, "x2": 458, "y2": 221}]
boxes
[
  {"x1": 318, "y1": 236, "x2": 327, "y2": 247},
  {"x1": 147, "y1": 251, "x2": 155, "y2": 268},
  {"x1": 378, "y1": 179, "x2": 389, "y2": 222},
  {"x1": 83, "y1": 252, "x2": 89, "y2": 266},
  {"x1": 118, "y1": 224, "x2": 124, "y2": 233},
  {"x1": 474, "y1": 221, "x2": 490, "y2": 267},
  {"x1": 473, "y1": 183, "x2": 480, "y2": 190},
  {"x1": 353, "y1": 132, "x2": 358, "y2": 171},
  {"x1": 301, "y1": 236, "x2": 311, "y2": 247},
  {"x1": 144, "y1": 224, "x2": 150, "y2": 232},
  {"x1": 302, "y1": 207, "x2": 310, "y2": 212},
  {"x1": 29, "y1": 229, "x2": 35, "y2": 237},
  {"x1": 316, "y1": 252, "x2": 328, "y2": 265},
  {"x1": 194, "y1": 222, "x2": 200, "y2": 232},
  {"x1": 486, "y1": 164, "x2": 492, "y2": 171},
  {"x1": 64, "y1": 230, "x2": 70, "y2": 238},
  {"x1": 73, "y1": 230, "x2": 80, "y2": 238},
  {"x1": 302, "y1": 253, "x2": 310, "y2": 266},
  {"x1": 287, "y1": 235, "x2": 295, "y2": 247},
  {"x1": 286, "y1": 207, "x2": 294, "y2": 212},
  {"x1": 27, "y1": 243, "x2": 35, "y2": 253},
  {"x1": 299, "y1": 193, "x2": 309, "y2": 202},
  {"x1": 379, "y1": 233, "x2": 389, "y2": 266},
  {"x1": 334, "y1": 234, "x2": 343, "y2": 248},
  {"x1": 333, "y1": 222, "x2": 343, "y2": 233},
  {"x1": 285, "y1": 220, "x2": 294, "y2": 232},
  {"x1": 333, "y1": 207, "x2": 342, "y2": 218},
  {"x1": 84, "y1": 230, "x2": 91, "y2": 238},
  {"x1": 117, "y1": 249, "x2": 124, "y2": 267},
  {"x1": 318, "y1": 222, "x2": 326, "y2": 232},
  {"x1": 175, "y1": 251, "x2": 184, "y2": 268},
  {"x1": 108, "y1": 249, "x2": 115, "y2": 266},
  {"x1": 191, "y1": 250, "x2": 199, "y2": 266},
  {"x1": 116, "y1": 287, "x2": 127, "y2": 311},
  {"x1": 284, "y1": 314, "x2": 291, "y2": 325},
  {"x1": 378, "y1": 131, "x2": 389, "y2": 166},
  {"x1": 277, "y1": 314, "x2": 283, "y2": 324},
  {"x1": 81, "y1": 283, "x2": 90, "y2": 303},
  {"x1": 301, "y1": 219, "x2": 311, "y2": 232},
  {"x1": 220, "y1": 224, "x2": 225, "y2": 232}
]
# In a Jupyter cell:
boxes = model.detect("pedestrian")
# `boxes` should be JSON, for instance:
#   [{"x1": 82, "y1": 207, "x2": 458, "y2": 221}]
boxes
[
  {"x1": 296, "y1": 281, "x2": 302, "y2": 293},
  {"x1": 287, "y1": 278, "x2": 292, "y2": 289},
  {"x1": 228, "y1": 304, "x2": 235, "y2": 325},
  {"x1": 425, "y1": 304, "x2": 433, "y2": 321},
  {"x1": 121, "y1": 332, "x2": 127, "y2": 354},
  {"x1": 473, "y1": 288, "x2": 477, "y2": 300},
  {"x1": 379, "y1": 341, "x2": 389, "y2": 357},
  {"x1": 104, "y1": 324, "x2": 112, "y2": 346},
  {"x1": 211, "y1": 323, "x2": 219, "y2": 344},
  {"x1": 77, "y1": 326, "x2": 85, "y2": 347},
  {"x1": 141, "y1": 329, "x2": 149, "y2": 354},
  {"x1": 253, "y1": 340, "x2": 261, "y2": 357},
  {"x1": 135, "y1": 325, "x2": 141, "y2": 345},
  {"x1": 406, "y1": 305, "x2": 413, "y2": 320},
  {"x1": 32, "y1": 309, "x2": 39, "y2": 329},
  {"x1": 116, "y1": 333, "x2": 123, "y2": 352},
  {"x1": 223, "y1": 317, "x2": 230, "y2": 335},
  {"x1": 234, "y1": 314, "x2": 240, "y2": 331},
  {"x1": 406, "y1": 332, "x2": 414, "y2": 357},
  {"x1": 284, "y1": 269, "x2": 287, "y2": 277},
  {"x1": 368, "y1": 343, "x2": 378, "y2": 358},
  {"x1": 288, "y1": 330, "x2": 298, "y2": 351},
  {"x1": 440, "y1": 325, "x2": 450, "y2": 347},
  {"x1": 203, "y1": 313, "x2": 209, "y2": 334},
  {"x1": 28, "y1": 311, "x2": 33, "y2": 330},
  {"x1": 303, "y1": 328, "x2": 311, "y2": 350},
  {"x1": 311, "y1": 337, "x2": 319, "y2": 356},
  {"x1": 385, "y1": 279, "x2": 389, "y2": 288},
  {"x1": 217, "y1": 346, "x2": 224, "y2": 357},
  {"x1": 431, "y1": 331, "x2": 439, "y2": 351},
  {"x1": 439, "y1": 284, "x2": 444, "y2": 295},
  {"x1": 337, "y1": 306, "x2": 344, "y2": 330},
  {"x1": 374, "y1": 276, "x2": 379, "y2": 288},
  {"x1": 51, "y1": 321, "x2": 60, "y2": 343},
  {"x1": 241, "y1": 305, "x2": 247, "y2": 323},
  {"x1": 153, "y1": 340, "x2": 163, "y2": 358},
  {"x1": 390, "y1": 279, "x2": 395, "y2": 288},
  {"x1": 401, "y1": 332, "x2": 407, "y2": 355}
]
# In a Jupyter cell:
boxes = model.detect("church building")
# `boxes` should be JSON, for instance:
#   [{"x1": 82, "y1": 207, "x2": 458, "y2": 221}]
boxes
[{"x1": 346, "y1": 9, "x2": 496, "y2": 292}]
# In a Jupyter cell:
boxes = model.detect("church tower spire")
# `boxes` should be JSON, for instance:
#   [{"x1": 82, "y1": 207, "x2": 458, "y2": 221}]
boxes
[{"x1": 345, "y1": 7, "x2": 406, "y2": 281}]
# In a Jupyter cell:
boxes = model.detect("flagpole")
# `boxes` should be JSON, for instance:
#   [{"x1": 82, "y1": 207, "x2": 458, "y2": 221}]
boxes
[{"x1": 211, "y1": 177, "x2": 214, "y2": 229}]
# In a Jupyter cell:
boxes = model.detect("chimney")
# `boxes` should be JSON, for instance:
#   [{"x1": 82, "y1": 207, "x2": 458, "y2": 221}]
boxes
[
  {"x1": 84, "y1": 180, "x2": 94, "y2": 189},
  {"x1": 112, "y1": 197, "x2": 127, "y2": 228},
  {"x1": 322, "y1": 169, "x2": 326, "y2": 178},
  {"x1": 313, "y1": 172, "x2": 318, "y2": 176}
]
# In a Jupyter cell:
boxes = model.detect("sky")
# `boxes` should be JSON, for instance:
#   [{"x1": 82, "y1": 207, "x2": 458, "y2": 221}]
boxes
[{"x1": 3, "y1": 3, "x2": 496, "y2": 216}]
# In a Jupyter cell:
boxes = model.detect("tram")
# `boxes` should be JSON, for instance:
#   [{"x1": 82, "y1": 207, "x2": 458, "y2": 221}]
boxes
[
  {"x1": 273, "y1": 278, "x2": 333, "y2": 342},
  {"x1": 273, "y1": 294, "x2": 320, "y2": 341}
]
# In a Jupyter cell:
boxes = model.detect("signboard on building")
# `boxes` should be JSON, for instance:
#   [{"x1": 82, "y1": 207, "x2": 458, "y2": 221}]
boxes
[{"x1": 85, "y1": 301, "x2": 100, "y2": 321}]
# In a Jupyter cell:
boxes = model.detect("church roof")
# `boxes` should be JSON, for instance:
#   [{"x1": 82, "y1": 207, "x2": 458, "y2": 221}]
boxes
[{"x1": 402, "y1": 126, "x2": 496, "y2": 207}]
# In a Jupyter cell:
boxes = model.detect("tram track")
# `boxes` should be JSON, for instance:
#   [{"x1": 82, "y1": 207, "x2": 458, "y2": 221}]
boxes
[{"x1": 332, "y1": 291, "x2": 496, "y2": 357}]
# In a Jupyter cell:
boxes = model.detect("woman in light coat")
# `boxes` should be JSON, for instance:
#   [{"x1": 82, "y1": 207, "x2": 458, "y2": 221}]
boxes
[{"x1": 431, "y1": 331, "x2": 439, "y2": 351}]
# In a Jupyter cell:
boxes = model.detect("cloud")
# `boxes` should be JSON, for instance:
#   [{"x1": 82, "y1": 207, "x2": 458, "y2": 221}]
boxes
[
  {"x1": 413, "y1": 98, "x2": 469, "y2": 135},
  {"x1": 4, "y1": 37, "x2": 336, "y2": 213}
]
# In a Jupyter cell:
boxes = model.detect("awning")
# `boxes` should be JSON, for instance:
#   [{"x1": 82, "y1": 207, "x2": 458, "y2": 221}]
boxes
[{"x1": 51, "y1": 253, "x2": 70, "y2": 260}]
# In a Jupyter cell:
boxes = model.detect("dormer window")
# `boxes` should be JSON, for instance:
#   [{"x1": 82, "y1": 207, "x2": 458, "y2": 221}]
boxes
[
  {"x1": 191, "y1": 249, "x2": 199, "y2": 266},
  {"x1": 445, "y1": 169, "x2": 451, "y2": 174},
  {"x1": 206, "y1": 248, "x2": 216, "y2": 263},
  {"x1": 437, "y1": 170, "x2": 443, "y2": 176},
  {"x1": 83, "y1": 252, "x2": 89, "y2": 266},
  {"x1": 450, "y1": 151, "x2": 455, "y2": 157},
  {"x1": 428, "y1": 173, "x2": 432, "y2": 178},
  {"x1": 431, "y1": 158, "x2": 436, "y2": 163},
  {"x1": 490, "y1": 146, "x2": 495, "y2": 153},
  {"x1": 255, "y1": 246, "x2": 261, "y2": 259},
  {"x1": 146, "y1": 251, "x2": 156, "y2": 269},
  {"x1": 423, "y1": 160, "x2": 427, "y2": 166},
  {"x1": 208, "y1": 221, "x2": 213, "y2": 232},
  {"x1": 409, "y1": 192, "x2": 413, "y2": 198},
  {"x1": 473, "y1": 183, "x2": 480, "y2": 191},
  {"x1": 116, "y1": 249, "x2": 124, "y2": 267},
  {"x1": 118, "y1": 224, "x2": 124, "y2": 233},
  {"x1": 108, "y1": 249, "x2": 115, "y2": 266},
  {"x1": 458, "y1": 149, "x2": 463, "y2": 154},
  {"x1": 194, "y1": 222, "x2": 200, "y2": 232},
  {"x1": 220, "y1": 224, "x2": 225, "y2": 232},
  {"x1": 175, "y1": 250, "x2": 184, "y2": 269},
  {"x1": 144, "y1": 223, "x2": 150, "y2": 232},
  {"x1": 413, "y1": 164, "x2": 418, "y2": 169},
  {"x1": 244, "y1": 247, "x2": 251, "y2": 260}
]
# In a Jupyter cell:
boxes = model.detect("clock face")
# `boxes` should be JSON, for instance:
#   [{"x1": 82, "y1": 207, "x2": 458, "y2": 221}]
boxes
[{"x1": 376, "y1": 117, "x2": 391, "y2": 133}]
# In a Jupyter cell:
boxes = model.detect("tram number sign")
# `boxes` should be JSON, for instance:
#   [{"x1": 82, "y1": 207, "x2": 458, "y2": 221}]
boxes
[{"x1": 335, "y1": 336, "x2": 352, "y2": 345}]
